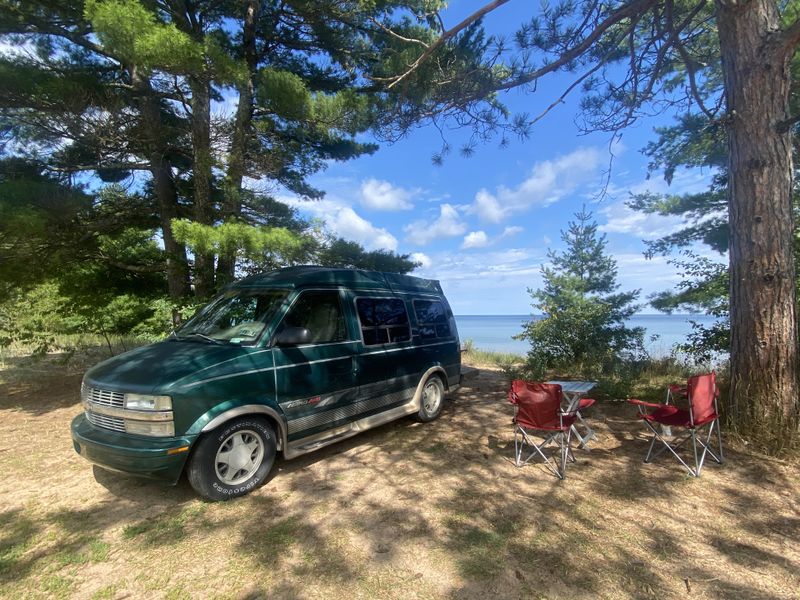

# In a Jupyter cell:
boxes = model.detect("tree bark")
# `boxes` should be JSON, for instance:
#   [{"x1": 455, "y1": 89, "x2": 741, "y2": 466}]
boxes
[
  {"x1": 716, "y1": 0, "x2": 800, "y2": 446},
  {"x1": 130, "y1": 66, "x2": 191, "y2": 300},
  {"x1": 189, "y1": 76, "x2": 216, "y2": 299},
  {"x1": 217, "y1": 0, "x2": 260, "y2": 287}
]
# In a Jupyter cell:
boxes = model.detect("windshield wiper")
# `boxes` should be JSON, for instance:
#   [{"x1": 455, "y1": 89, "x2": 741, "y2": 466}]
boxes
[{"x1": 177, "y1": 332, "x2": 225, "y2": 345}]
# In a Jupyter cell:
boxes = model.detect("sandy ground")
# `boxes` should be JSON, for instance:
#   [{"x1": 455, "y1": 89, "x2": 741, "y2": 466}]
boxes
[{"x1": 0, "y1": 355, "x2": 798, "y2": 599}]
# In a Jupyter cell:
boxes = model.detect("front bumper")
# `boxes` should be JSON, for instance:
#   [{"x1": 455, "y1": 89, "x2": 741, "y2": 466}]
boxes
[{"x1": 71, "y1": 414, "x2": 197, "y2": 484}]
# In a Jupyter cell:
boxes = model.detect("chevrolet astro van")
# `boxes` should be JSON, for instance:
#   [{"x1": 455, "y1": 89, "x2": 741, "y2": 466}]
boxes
[{"x1": 71, "y1": 267, "x2": 461, "y2": 500}]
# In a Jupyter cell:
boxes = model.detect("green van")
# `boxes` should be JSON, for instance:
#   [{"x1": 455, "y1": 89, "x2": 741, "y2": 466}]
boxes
[{"x1": 71, "y1": 267, "x2": 461, "y2": 500}]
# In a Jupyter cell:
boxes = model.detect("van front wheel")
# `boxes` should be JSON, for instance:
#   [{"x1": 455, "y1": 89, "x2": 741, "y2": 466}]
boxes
[
  {"x1": 416, "y1": 376, "x2": 445, "y2": 422},
  {"x1": 187, "y1": 417, "x2": 276, "y2": 501}
]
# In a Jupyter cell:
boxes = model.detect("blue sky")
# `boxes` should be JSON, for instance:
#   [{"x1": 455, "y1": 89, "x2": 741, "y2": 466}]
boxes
[{"x1": 272, "y1": 2, "x2": 725, "y2": 314}]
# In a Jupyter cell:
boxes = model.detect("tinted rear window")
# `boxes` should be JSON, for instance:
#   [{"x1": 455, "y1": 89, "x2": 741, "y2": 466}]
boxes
[
  {"x1": 413, "y1": 299, "x2": 452, "y2": 339},
  {"x1": 356, "y1": 298, "x2": 411, "y2": 345}
]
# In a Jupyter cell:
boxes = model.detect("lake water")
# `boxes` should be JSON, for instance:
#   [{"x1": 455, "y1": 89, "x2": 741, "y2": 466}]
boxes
[{"x1": 455, "y1": 314, "x2": 721, "y2": 357}]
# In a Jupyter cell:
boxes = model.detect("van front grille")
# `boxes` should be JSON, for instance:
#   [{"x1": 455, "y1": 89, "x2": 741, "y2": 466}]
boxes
[
  {"x1": 83, "y1": 386, "x2": 125, "y2": 409},
  {"x1": 85, "y1": 411, "x2": 126, "y2": 433}
]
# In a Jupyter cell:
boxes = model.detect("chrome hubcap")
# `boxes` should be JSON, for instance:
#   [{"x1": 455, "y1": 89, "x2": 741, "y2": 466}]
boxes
[
  {"x1": 422, "y1": 381, "x2": 442, "y2": 414},
  {"x1": 215, "y1": 429, "x2": 264, "y2": 486}
]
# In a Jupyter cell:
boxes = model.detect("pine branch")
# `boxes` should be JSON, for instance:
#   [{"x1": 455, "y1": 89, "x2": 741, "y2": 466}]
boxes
[{"x1": 376, "y1": 0, "x2": 513, "y2": 89}]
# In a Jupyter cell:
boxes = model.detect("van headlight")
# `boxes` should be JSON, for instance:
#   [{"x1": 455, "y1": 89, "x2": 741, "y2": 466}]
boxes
[{"x1": 124, "y1": 394, "x2": 172, "y2": 411}]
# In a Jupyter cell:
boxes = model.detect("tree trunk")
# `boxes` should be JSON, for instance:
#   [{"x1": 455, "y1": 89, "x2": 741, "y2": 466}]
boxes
[
  {"x1": 152, "y1": 157, "x2": 191, "y2": 300},
  {"x1": 716, "y1": 0, "x2": 800, "y2": 448},
  {"x1": 217, "y1": 0, "x2": 260, "y2": 287},
  {"x1": 130, "y1": 67, "x2": 190, "y2": 300},
  {"x1": 189, "y1": 76, "x2": 216, "y2": 298}
]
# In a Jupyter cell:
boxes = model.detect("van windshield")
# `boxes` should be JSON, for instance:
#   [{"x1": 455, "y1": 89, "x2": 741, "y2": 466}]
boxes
[{"x1": 175, "y1": 289, "x2": 288, "y2": 345}]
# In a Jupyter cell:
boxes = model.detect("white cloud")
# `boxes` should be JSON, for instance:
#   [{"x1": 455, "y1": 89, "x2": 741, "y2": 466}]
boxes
[
  {"x1": 461, "y1": 231, "x2": 489, "y2": 249},
  {"x1": 410, "y1": 252, "x2": 432, "y2": 269},
  {"x1": 278, "y1": 195, "x2": 398, "y2": 251},
  {"x1": 331, "y1": 207, "x2": 399, "y2": 251},
  {"x1": 411, "y1": 247, "x2": 546, "y2": 313},
  {"x1": 501, "y1": 226, "x2": 524, "y2": 238},
  {"x1": 404, "y1": 203, "x2": 467, "y2": 245},
  {"x1": 473, "y1": 189, "x2": 508, "y2": 222},
  {"x1": 408, "y1": 243, "x2": 701, "y2": 314},
  {"x1": 470, "y1": 147, "x2": 604, "y2": 223},
  {"x1": 360, "y1": 178, "x2": 414, "y2": 211},
  {"x1": 599, "y1": 200, "x2": 687, "y2": 239},
  {"x1": 612, "y1": 253, "x2": 684, "y2": 295}
]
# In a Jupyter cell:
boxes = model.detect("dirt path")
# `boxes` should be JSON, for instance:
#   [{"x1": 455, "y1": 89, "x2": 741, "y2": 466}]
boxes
[{"x1": 1, "y1": 360, "x2": 798, "y2": 599}]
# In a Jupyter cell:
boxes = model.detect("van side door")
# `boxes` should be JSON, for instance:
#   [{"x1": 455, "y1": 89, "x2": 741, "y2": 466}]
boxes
[{"x1": 272, "y1": 289, "x2": 360, "y2": 443}]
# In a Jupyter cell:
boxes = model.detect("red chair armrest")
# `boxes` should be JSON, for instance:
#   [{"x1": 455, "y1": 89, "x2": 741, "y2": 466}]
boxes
[{"x1": 627, "y1": 399, "x2": 663, "y2": 409}]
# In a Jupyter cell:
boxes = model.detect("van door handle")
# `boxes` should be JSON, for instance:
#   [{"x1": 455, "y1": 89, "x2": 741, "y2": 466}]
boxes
[{"x1": 352, "y1": 356, "x2": 359, "y2": 374}]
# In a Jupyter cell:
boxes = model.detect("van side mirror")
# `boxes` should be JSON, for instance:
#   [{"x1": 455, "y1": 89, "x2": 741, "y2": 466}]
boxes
[{"x1": 275, "y1": 327, "x2": 311, "y2": 346}]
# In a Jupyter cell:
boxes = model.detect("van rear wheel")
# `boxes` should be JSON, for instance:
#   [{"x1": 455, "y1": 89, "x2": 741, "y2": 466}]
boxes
[
  {"x1": 416, "y1": 375, "x2": 445, "y2": 422},
  {"x1": 187, "y1": 417, "x2": 276, "y2": 501}
]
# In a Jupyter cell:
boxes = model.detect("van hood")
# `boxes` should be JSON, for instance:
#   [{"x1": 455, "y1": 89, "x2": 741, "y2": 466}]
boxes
[{"x1": 83, "y1": 340, "x2": 267, "y2": 394}]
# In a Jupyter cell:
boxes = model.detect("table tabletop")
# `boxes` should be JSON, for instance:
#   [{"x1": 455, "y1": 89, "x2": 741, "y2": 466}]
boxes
[{"x1": 545, "y1": 380, "x2": 597, "y2": 395}]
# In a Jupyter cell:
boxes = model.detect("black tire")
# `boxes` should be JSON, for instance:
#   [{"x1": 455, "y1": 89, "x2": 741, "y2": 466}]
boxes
[
  {"x1": 187, "y1": 416, "x2": 276, "y2": 501},
  {"x1": 416, "y1": 375, "x2": 445, "y2": 422}
]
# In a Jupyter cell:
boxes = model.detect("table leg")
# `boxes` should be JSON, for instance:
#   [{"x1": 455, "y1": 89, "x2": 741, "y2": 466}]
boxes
[
  {"x1": 574, "y1": 412, "x2": 596, "y2": 449},
  {"x1": 563, "y1": 391, "x2": 596, "y2": 449}
]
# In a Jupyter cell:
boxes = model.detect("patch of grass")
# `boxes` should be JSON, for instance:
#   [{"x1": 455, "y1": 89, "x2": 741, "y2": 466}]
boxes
[
  {"x1": 39, "y1": 574, "x2": 74, "y2": 598},
  {"x1": 164, "y1": 585, "x2": 191, "y2": 600},
  {"x1": 461, "y1": 341, "x2": 523, "y2": 372},
  {"x1": 89, "y1": 539, "x2": 110, "y2": 562},
  {"x1": 51, "y1": 535, "x2": 110, "y2": 569},
  {"x1": 0, "y1": 510, "x2": 39, "y2": 577},
  {"x1": 122, "y1": 504, "x2": 206, "y2": 546},
  {"x1": 91, "y1": 584, "x2": 119, "y2": 600},
  {"x1": 445, "y1": 520, "x2": 508, "y2": 580},
  {"x1": 53, "y1": 548, "x2": 89, "y2": 568},
  {"x1": 263, "y1": 516, "x2": 302, "y2": 548}
]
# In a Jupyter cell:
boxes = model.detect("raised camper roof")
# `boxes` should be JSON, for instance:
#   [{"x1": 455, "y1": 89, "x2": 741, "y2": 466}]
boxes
[{"x1": 232, "y1": 266, "x2": 443, "y2": 295}]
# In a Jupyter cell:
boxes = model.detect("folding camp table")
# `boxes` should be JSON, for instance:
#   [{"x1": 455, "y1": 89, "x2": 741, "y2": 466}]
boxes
[{"x1": 546, "y1": 380, "x2": 597, "y2": 449}]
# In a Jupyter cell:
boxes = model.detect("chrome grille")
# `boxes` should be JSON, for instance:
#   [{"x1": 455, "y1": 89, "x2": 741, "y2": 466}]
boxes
[
  {"x1": 86, "y1": 410, "x2": 126, "y2": 433},
  {"x1": 83, "y1": 386, "x2": 125, "y2": 409}
]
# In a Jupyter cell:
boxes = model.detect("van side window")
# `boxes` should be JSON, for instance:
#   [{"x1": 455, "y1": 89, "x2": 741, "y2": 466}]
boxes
[
  {"x1": 280, "y1": 291, "x2": 347, "y2": 344},
  {"x1": 413, "y1": 299, "x2": 452, "y2": 339},
  {"x1": 356, "y1": 298, "x2": 411, "y2": 345}
]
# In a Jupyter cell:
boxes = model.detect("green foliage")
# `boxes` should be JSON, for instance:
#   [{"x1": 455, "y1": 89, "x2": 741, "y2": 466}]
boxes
[
  {"x1": 85, "y1": 0, "x2": 203, "y2": 72},
  {"x1": 258, "y1": 69, "x2": 312, "y2": 121},
  {"x1": 171, "y1": 219, "x2": 305, "y2": 263},
  {"x1": 0, "y1": 283, "x2": 81, "y2": 354},
  {"x1": 0, "y1": 159, "x2": 93, "y2": 300},
  {"x1": 517, "y1": 209, "x2": 645, "y2": 379},
  {"x1": 316, "y1": 238, "x2": 419, "y2": 273}
]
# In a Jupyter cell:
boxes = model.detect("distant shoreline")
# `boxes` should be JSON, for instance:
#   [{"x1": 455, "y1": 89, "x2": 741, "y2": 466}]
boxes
[{"x1": 454, "y1": 314, "x2": 721, "y2": 356}]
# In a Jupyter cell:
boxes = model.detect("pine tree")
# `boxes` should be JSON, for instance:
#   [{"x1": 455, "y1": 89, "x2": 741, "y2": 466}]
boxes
[{"x1": 518, "y1": 208, "x2": 644, "y2": 378}]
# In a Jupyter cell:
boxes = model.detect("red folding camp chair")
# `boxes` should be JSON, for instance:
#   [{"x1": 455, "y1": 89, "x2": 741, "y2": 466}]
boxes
[
  {"x1": 508, "y1": 380, "x2": 577, "y2": 479},
  {"x1": 628, "y1": 372, "x2": 724, "y2": 476}
]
